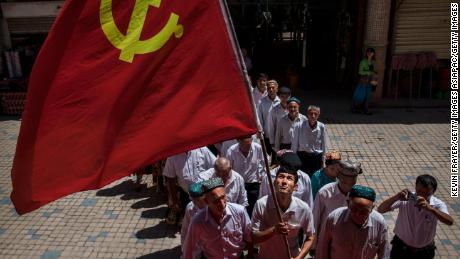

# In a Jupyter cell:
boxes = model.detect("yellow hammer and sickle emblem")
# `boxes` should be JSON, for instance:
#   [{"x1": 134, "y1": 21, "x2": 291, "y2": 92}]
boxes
[{"x1": 100, "y1": 0, "x2": 184, "y2": 63}]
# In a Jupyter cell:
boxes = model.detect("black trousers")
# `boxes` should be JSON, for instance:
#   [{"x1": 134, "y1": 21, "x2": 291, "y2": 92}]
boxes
[
  {"x1": 297, "y1": 152, "x2": 323, "y2": 177},
  {"x1": 245, "y1": 182, "x2": 260, "y2": 217},
  {"x1": 179, "y1": 187, "x2": 191, "y2": 215},
  {"x1": 390, "y1": 235, "x2": 436, "y2": 259},
  {"x1": 279, "y1": 143, "x2": 291, "y2": 150}
]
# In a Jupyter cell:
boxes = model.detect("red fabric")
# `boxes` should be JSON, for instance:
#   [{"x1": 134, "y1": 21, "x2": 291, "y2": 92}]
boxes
[{"x1": 11, "y1": 0, "x2": 257, "y2": 214}]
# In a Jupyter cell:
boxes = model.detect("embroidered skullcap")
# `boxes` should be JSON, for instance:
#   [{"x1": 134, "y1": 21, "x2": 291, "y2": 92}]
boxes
[
  {"x1": 349, "y1": 185, "x2": 376, "y2": 202},
  {"x1": 277, "y1": 151, "x2": 302, "y2": 172},
  {"x1": 287, "y1": 97, "x2": 301, "y2": 105},
  {"x1": 338, "y1": 159, "x2": 363, "y2": 176},
  {"x1": 188, "y1": 181, "x2": 204, "y2": 198},
  {"x1": 201, "y1": 178, "x2": 224, "y2": 193}
]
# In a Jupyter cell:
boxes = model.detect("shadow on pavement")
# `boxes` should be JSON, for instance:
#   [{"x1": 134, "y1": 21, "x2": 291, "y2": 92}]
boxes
[
  {"x1": 140, "y1": 206, "x2": 168, "y2": 219},
  {"x1": 136, "y1": 245, "x2": 181, "y2": 259},
  {"x1": 136, "y1": 221, "x2": 180, "y2": 239},
  {"x1": 96, "y1": 180, "x2": 157, "y2": 201},
  {"x1": 131, "y1": 195, "x2": 167, "y2": 209}
]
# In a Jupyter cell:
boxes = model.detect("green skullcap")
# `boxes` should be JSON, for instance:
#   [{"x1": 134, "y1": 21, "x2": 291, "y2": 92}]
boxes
[
  {"x1": 188, "y1": 181, "x2": 204, "y2": 198},
  {"x1": 349, "y1": 185, "x2": 376, "y2": 202},
  {"x1": 201, "y1": 178, "x2": 224, "y2": 193},
  {"x1": 287, "y1": 97, "x2": 301, "y2": 105}
]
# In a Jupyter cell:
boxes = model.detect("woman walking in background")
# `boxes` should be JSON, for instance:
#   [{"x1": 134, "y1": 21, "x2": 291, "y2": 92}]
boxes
[{"x1": 352, "y1": 47, "x2": 377, "y2": 115}]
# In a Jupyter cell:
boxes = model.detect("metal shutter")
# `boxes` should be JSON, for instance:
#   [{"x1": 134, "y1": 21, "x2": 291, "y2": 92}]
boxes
[{"x1": 393, "y1": 0, "x2": 450, "y2": 59}]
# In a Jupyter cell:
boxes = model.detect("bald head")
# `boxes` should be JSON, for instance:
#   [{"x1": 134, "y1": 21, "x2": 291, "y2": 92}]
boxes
[{"x1": 214, "y1": 157, "x2": 231, "y2": 184}]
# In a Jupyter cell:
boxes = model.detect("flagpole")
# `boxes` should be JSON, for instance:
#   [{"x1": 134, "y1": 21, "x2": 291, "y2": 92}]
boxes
[{"x1": 219, "y1": 1, "x2": 291, "y2": 258}]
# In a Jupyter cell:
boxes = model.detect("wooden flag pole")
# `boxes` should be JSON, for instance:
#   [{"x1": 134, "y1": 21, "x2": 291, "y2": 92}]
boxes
[{"x1": 218, "y1": 1, "x2": 292, "y2": 257}]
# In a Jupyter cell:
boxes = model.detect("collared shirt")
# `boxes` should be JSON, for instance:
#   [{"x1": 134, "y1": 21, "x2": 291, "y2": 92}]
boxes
[
  {"x1": 274, "y1": 113, "x2": 307, "y2": 151},
  {"x1": 181, "y1": 202, "x2": 203, "y2": 258},
  {"x1": 316, "y1": 207, "x2": 390, "y2": 259},
  {"x1": 218, "y1": 139, "x2": 238, "y2": 157},
  {"x1": 252, "y1": 195, "x2": 315, "y2": 259},
  {"x1": 267, "y1": 103, "x2": 289, "y2": 144},
  {"x1": 311, "y1": 168, "x2": 336, "y2": 200},
  {"x1": 162, "y1": 147, "x2": 216, "y2": 191},
  {"x1": 292, "y1": 119, "x2": 327, "y2": 155},
  {"x1": 226, "y1": 142, "x2": 265, "y2": 183},
  {"x1": 259, "y1": 166, "x2": 313, "y2": 209},
  {"x1": 199, "y1": 168, "x2": 249, "y2": 206},
  {"x1": 312, "y1": 182, "x2": 348, "y2": 248},
  {"x1": 257, "y1": 95, "x2": 280, "y2": 136},
  {"x1": 252, "y1": 87, "x2": 267, "y2": 106},
  {"x1": 183, "y1": 203, "x2": 252, "y2": 259},
  {"x1": 391, "y1": 194, "x2": 449, "y2": 248}
]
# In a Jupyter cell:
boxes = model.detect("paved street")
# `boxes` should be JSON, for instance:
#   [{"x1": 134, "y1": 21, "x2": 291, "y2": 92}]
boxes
[{"x1": 0, "y1": 90, "x2": 458, "y2": 258}]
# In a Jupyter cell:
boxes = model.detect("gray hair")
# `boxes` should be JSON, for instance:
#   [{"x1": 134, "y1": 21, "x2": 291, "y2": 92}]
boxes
[{"x1": 307, "y1": 105, "x2": 320, "y2": 112}]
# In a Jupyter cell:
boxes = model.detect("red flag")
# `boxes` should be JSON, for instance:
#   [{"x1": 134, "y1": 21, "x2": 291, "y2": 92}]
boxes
[{"x1": 11, "y1": 0, "x2": 257, "y2": 214}]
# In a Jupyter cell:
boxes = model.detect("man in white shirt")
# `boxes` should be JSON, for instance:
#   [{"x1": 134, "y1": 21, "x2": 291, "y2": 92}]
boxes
[
  {"x1": 257, "y1": 80, "x2": 280, "y2": 158},
  {"x1": 183, "y1": 178, "x2": 253, "y2": 259},
  {"x1": 377, "y1": 174, "x2": 454, "y2": 259},
  {"x1": 252, "y1": 73, "x2": 268, "y2": 105},
  {"x1": 274, "y1": 97, "x2": 307, "y2": 152},
  {"x1": 292, "y1": 105, "x2": 326, "y2": 176},
  {"x1": 316, "y1": 185, "x2": 390, "y2": 259},
  {"x1": 226, "y1": 136, "x2": 265, "y2": 216},
  {"x1": 252, "y1": 167, "x2": 315, "y2": 259},
  {"x1": 162, "y1": 147, "x2": 216, "y2": 224},
  {"x1": 199, "y1": 157, "x2": 248, "y2": 206},
  {"x1": 312, "y1": 160, "x2": 362, "y2": 255},
  {"x1": 268, "y1": 86, "x2": 291, "y2": 147}
]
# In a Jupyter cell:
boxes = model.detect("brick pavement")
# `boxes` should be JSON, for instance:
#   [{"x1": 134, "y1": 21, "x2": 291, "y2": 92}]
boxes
[{"x1": 0, "y1": 90, "x2": 459, "y2": 258}]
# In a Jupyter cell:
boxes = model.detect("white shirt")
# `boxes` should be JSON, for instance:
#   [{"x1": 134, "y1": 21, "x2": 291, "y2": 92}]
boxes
[
  {"x1": 267, "y1": 103, "x2": 289, "y2": 144},
  {"x1": 226, "y1": 142, "x2": 265, "y2": 183},
  {"x1": 259, "y1": 166, "x2": 313, "y2": 209},
  {"x1": 252, "y1": 87, "x2": 267, "y2": 106},
  {"x1": 257, "y1": 95, "x2": 280, "y2": 137},
  {"x1": 162, "y1": 147, "x2": 216, "y2": 191},
  {"x1": 391, "y1": 194, "x2": 449, "y2": 248},
  {"x1": 181, "y1": 202, "x2": 203, "y2": 258},
  {"x1": 312, "y1": 182, "x2": 348, "y2": 248},
  {"x1": 219, "y1": 139, "x2": 238, "y2": 157},
  {"x1": 199, "y1": 168, "x2": 249, "y2": 206},
  {"x1": 292, "y1": 120, "x2": 327, "y2": 155},
  {"x1": 316, "y1": 207, "x2": 390, "y2": 259},
  {"x1": 183, "y1": 203, "x2": 252, "y2": 259},
  {"x1": 274, "y1": 113, "x2": 307, "y2": 151},
  {"x1": 252, "y1": 195, "x2": 315, "y2": 259}
]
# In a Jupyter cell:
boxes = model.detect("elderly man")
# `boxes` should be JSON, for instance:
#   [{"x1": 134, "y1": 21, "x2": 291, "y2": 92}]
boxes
[
  {"x1": 312, "y1": 160, "x2": 362, "y2": 254},
  {"x1": 252, "y1": 73, "x2": 268, "y2": 105},
  {"x1": 252, "y1": 166, "x2": 315, "y2": 259},
  {"x1": 259, "y1": 150, "x2": 313, "y2": 209},
  {"x1": 292, "y1": 105, "x2": 326, "y2": 176},
  {"x1": 274, "y1": 97, "x2": 307, "y2": 152},
  {"x1": 183, "y1": 178, "x2": 252, "y2": 259},
  {"x1": 162, "y1": 147, "x2": 216, "y2": 225},
  {"x1": 226, "y1": 136, "x2": 265, "y2": 216},
  {"x1": 268, "y1": 86, "x2": 291, "y2": 147},
  {"x1": 377, "y1": 174, "x2": 454, "y2": 259},
  {"x1": 316, "y1": 185, "x2": 390, "y2": 259},
  {"x1": 257, "y1": 79, "x2": 280, "y2": 157},
  {"x1": 200, "y1": 157, "x2": 248, "y2": 206},
  {"x1": 311, "y1": 150, "x2": 342, "y2": 199}
]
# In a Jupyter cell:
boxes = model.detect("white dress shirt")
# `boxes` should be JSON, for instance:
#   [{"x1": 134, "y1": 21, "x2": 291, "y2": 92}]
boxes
[
  {"x1": 267, "y1": 103, "x2": 288, "y2": 144},
  {"x1": 162, "y1": 147, "x2": 216, "y2": 191},
  {"x1": 312, "y1": 182, "x2": 348, "y2": 249},
  {"x1": 259, "y1": 166, "x2": 313, "y2": 209},
  {"x1": 292, "y1": 120, "x2": 327, "y2": 155},
  {"x1": 274, "y1": 113, "x2": 307, "y2": 151},
  {"x1": 199, "y1": 168, "x2": 249, "y2": 206},
  {"x1": 252, "y1": 87, "x2": 267, "y2": 106},
  {"x1": 181, "y1": 202, "x2": 203, "y2": 258},
  {"x1": 183, "y1": 203, "x2": 252, "y2": 259},
  {"x1": 391, "y1": 194, "x2": 449, "y2": 248},
  {"x1": 257, "y1": 95, "x2": 280, "y2": 137},
  {"x1": 252, "y1": 195, "x2": 315, "y2": 259},
  {"x1": 316, "y1": 207, "x2": 390, "y2": 259},
  {"x1": 226, "y1": 142, "x2": 265, "y2": 183}
]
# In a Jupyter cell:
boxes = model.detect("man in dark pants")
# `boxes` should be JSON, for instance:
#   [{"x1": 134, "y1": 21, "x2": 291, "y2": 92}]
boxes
[
  {"x1": 377, "y1": 174, "x2": 454, "y2": 259},
  {"x1": 292, "y1": 105, "x2": 326, "y2": 177}
]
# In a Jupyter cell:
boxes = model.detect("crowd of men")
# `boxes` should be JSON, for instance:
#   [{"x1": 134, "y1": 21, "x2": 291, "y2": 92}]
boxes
[{"x1": 157, "y1": 73, "x2": 453, "y2": 259}]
